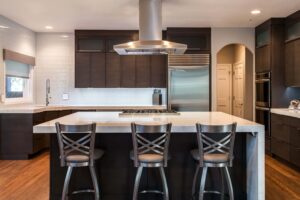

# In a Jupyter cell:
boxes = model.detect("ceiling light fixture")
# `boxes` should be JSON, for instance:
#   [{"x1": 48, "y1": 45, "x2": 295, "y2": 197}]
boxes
[
  {"x1": 61, "y1": 35, "x2": 69, "y2": 38},
  {"x1": 251, "y1": 9, "x2": 261, "y2": 15},
  {"x1": 0, "y1": 25, "x2": 9, "y2": 29},
  {"x1": 45, "y1": 26, "x2": 53, "y2": 30}
]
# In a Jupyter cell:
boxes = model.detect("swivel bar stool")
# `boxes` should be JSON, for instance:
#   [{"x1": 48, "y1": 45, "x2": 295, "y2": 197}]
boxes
[
  {"x1": 130, "y1": 122, "x2": 172, "y2": 200},
  {"x1": 55, "y1": 122, "x2": 104, "y2": 200},
  {"x1": 191, "y1": 122, "x2": 237, "y2": 200}
]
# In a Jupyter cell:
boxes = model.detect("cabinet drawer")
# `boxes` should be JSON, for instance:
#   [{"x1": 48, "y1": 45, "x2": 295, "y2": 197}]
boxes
[
  {"x1": 271, "y1": 138, "x2": 290, "y2": 161},
  {"x1": 271, "y1": 121, "x2": 290, "y2": 143},
  {"x1": 289, "y1": 126, "x2": 300, "y2": 147},
  {"x1": 290, "y1": 146, "x2": 300, "y2": 167}
]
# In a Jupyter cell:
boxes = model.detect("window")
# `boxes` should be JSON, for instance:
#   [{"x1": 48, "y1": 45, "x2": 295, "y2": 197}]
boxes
[{"x1": 4, "y1": 60, "x2": 33, "y2": 103}]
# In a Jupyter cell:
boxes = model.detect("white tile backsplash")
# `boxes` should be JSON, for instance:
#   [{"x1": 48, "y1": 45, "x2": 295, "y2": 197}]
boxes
[{"x1": 35, "y1": 33, "x2": 166, "y2": 106}]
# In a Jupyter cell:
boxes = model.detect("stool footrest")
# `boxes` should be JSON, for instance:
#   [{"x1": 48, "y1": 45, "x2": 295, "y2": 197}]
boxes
[
  {"x1": 204, "y1": 190, "x2": 223, "y2": 195},
  {"x1": 71, "y1": 189, "x2": 95, "y2": 195},
  {"x1": 140, "y1": 189, "x2": 164, "y2": 195}
]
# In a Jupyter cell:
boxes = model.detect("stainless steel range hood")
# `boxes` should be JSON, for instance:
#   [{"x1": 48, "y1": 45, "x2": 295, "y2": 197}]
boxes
[{"x1": 113, "y1": 0, "x2": 187, "y2": 55}]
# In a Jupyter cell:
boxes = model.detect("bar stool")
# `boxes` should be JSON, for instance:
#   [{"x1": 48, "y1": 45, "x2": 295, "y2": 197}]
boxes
[
  {"x1": 191, "y1": 122, "x2": 237, "y2": 200},
  {"x1": 130, "y1": 122, "x2": 172, "y2": 200},
  {"x1": 55, "y1": 122, "x2": 104, "y2": 200}
]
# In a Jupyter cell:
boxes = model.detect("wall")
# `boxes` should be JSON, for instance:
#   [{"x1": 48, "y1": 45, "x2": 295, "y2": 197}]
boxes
[
  {"x1": 35, "y1": 33, "x2": 166, "y2": 106},
  {"x1": 211, "y1": 28, "x2": 255, "y2": 111},
  {"x1": 0, "y1": 15, "x2": 36, "y2": 104}
]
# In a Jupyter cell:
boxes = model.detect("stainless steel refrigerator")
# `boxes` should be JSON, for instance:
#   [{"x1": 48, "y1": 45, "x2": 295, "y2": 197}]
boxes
[{"x1": 168, "y1": 54, "x2": 210, "y2": 111}]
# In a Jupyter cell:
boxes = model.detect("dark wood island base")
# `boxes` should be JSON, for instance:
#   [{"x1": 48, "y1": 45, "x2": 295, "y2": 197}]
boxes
[{"x1": 49, "y1": 133, "x2": 247, "y2": 200}]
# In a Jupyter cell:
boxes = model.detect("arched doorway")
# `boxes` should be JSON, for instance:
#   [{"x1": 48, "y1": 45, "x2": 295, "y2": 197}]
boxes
[{"x1": 216, "y1": 44, "x2": 254, "y2": 120}]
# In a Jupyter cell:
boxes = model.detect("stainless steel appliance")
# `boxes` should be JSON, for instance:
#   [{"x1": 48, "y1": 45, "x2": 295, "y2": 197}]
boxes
[
  {"x1": 168, "y1": 54, "x2": 210, "y2": 111},
  {"x1": 255, "y1": 72, "x2": 271, "y2": 107},
  {"x1": 114, "y1": 0, "x2": 187, "y2": 55},
  {"x1": 255, "y1": 72, "x2": 271, "y2": 153},
  {"x1": 119, "y1": 109, "x2": 179, "y2": 116},
  {"x1": 152, "y1": 89, "x2": 162, "y2": 105}
]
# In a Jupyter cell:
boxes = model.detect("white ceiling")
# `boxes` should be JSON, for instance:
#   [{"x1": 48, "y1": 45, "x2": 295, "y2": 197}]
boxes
[{"x1": 0, "y1": 0, "x2": 299, "y2": 32}]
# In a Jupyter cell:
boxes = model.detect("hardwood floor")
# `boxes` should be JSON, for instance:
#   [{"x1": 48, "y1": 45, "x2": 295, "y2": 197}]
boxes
[
  {"x1": 0, "y1": 152, "x2": 49, "y2": 200},
  {"x1": 266, "y1": 155, "x2": 300, "y2": 200},
  {"x1": 0, "y1": 153, "x2": 299, "y2": 200}
]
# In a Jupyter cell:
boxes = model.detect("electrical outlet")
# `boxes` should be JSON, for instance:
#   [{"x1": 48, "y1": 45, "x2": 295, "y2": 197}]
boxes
[{"x1": 62, "y1": 93, "x2": 69, "y2": 100}]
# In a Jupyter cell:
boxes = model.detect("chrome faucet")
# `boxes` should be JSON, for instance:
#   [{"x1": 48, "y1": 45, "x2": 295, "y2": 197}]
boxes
[{"x1": 46, "y1": 79, "x2": 51, "y2": 106}]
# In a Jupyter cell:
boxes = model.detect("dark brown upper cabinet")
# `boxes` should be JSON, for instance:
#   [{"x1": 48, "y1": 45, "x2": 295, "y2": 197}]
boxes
[
  {"x1": 285, "y1": 38, "x2": 300, "y2": 87},
  {"x1": 150, "y1": 55, "x2": 167, "y2": 88},
  {"x1": 166, "y1": 28, "x2": 211, "y2": 54},
  {"x1": 285, "y1": 11, "x2": 300, "y2": 87},
  {"x1": 75, "y1": 52, "x2": 105, "y2": 88},
  {"x1": 76, "y1": 38, "x2": 105, "y2": 52},
  {"x1": 121, "y1": 55, "x2": 136, "y2": 87},
  {"x1": 135, "y1": 56, "x2": 151, "y2": 88},
  {"x1": 75, "y1": 52, "x2": 90, "y2": 88},
  {"x1": 105, "y1": 53, "x2": 121, "y2": 87},
  {"x1": 90, "y1": 53, "x2": 106, "y2": 87},
  {"x1": 255, "y1": 18, "x2": 285, "y2": 73}
]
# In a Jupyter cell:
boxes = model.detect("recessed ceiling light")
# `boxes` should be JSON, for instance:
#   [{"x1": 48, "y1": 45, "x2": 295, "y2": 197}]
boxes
[
  {"x1": 0, "y1": 25, "x2": 9, "y2": 29},
  {"x1": 61, "y1": 35, "x2": 69, "y2": 38},
  {"x1": 45, "y1": 26, "x2": 53, "y2": 30},
  {"x1": 251, "y1": 9, "x2": 261, "y2": 15}
]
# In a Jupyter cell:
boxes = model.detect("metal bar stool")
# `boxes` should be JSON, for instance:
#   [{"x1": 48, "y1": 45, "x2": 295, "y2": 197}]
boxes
[
  {"x1": 55, "y1": 122, "x2": 104, "y2": 200},
  {"x1": 191, "y1": 122, "x2": 237, "y2": 200},
  {"x1": 130, "y1": 122, "x2": 172, "y2": 200}
]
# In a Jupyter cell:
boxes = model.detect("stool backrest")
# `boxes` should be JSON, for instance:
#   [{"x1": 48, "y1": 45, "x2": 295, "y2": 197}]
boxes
[
  {"x1": 196, "y1": 123, "x2": 237, "y2": 167},
  {"x1": 55, "y1": 122, "x2": 96, "y2": 167},
  {"x1": 131, "y1": 122, "x2": 172, "y2": 167}
]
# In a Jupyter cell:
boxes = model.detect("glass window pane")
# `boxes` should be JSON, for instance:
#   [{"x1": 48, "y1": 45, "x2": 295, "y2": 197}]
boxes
[{"x1": 6, "y1": 76, "x2": 26, "y2": 98}]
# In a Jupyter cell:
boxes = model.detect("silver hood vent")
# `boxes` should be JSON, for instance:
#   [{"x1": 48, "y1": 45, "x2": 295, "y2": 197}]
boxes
[{"x1": 114, "y1": 0, "x2": 187, "y2": 55}]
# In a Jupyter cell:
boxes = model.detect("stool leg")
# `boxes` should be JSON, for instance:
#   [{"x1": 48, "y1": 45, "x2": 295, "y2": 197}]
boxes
[
  {"x1": 192, "y1": 164, "x2": 200, "y2": 199},
  {"x1": 90, "y1": 166, "x2": 100, "y2": 200},
  {"x1": 224, "y1": 167, "x2": 234, "y2": 200},
  {"x1": 62, "y1": 166, "x2": 73, "y2": 200},
  {"x1": 133, "y1": 166, "x2": 143, "y2": 200},
  {"x1": 199, "y1": 167, "x2": 207, "y2": 200},
  {"x1": 159, "y1": 167, "x2": 169, "y2": 200},
  {"x1": 220, "y1": 168, "x2": 225, "y2": 200}
]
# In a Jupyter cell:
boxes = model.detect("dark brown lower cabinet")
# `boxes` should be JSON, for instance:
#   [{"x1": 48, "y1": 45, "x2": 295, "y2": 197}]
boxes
[
  {"x1": 271, "y1": 113, "x2": 300, "y2": 167},
  {"x1": 0, "y1": 110, "x2": 76, "y2": 160}
]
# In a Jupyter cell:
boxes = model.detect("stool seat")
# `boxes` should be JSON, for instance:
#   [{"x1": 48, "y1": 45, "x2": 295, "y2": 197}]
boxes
[
  {"x1": 190, "y1": 149, "x2": 229, "y2": 163},
  {"x1": 66, "y1": 149, "x2": 104, "y2": 163},
  {"x1": 130, "y1": 150, "x2": 171, "y2": 163}
]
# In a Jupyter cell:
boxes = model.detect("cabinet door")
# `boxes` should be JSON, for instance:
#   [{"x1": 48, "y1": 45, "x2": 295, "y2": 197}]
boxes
[
  {"x1": 75, "y1": 52, "x2": 90, "y2": 88},
  {"x1": 106, "y1": 53, "x2": 121, "y2": 87},
  {"x1": 167, "y1": 28, "x2": 211, "y2": 53},
  {"x1": 77, "y1": 38, "x2": 105, "y2": 52},
  {"x1": 121, "y1": 56, "x2": 136, "y2": 87},
  {"x1": 135, "y1": 56, "x2": 151, "y2": 88},
  {"x1": 285, "y1": 41, "x2": 295, "y2": 86},
  {"x1": 294, "y1": 39, "x2": 300, "y2": 85},
  {"x1": 255, "y1": 45, "x2": 270, "y2": 72},
  {"x1": 271, "y1": 137, "x2": 290, "y2": 161},
  {"x1": 90, "y1": 53, "x2": 106, "y2": 87},
  {"x1": 150, "y1": 55, "x2": 167, "y2": 88}
]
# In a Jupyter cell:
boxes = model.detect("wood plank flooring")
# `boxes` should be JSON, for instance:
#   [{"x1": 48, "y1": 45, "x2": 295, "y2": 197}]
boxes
[
  {"x1": 0, "y1": 152, "x2": 49, "y2": 200},
  {"x1": 0, "y1": 153, "x2": 299, "y2": 200}
]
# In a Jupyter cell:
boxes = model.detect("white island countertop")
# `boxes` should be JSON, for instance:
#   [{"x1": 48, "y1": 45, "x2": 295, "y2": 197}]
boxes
[
  {"x1": 0, "y1": 104, "x2": 166, "y2": 114},
  {"x1": 33, "y1": 111, "x2": 264, "y2": 134},
  {"x1": 33, "y1": 111, "x2": 265, "y2": 200},
  {"x1": 271, "y1": 108, "x2": 300, "y2": 119}
]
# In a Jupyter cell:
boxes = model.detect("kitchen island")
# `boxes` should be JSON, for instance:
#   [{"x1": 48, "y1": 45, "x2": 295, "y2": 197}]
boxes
[{"x1": 34, "y1": 112, "x2": 265, "y2": 200}]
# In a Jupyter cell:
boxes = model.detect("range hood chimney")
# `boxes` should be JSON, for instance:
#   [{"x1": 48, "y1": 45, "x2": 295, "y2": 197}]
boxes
[{"x1": 114, "y1": 0, "x2": 187, "y2": 55}]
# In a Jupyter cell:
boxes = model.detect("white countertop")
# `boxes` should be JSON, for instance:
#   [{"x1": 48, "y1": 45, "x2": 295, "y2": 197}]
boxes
[
  {"x1": 34, "y1": 111, "x2": 264, "y2": 134},
  {"x1": 271, "y1": 108, "x2": 300, "y2": 119},
  {"x1": 0, "y1": 104, "x2": 166, "y2": 114}
]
